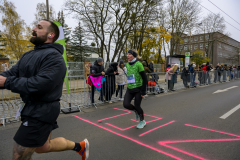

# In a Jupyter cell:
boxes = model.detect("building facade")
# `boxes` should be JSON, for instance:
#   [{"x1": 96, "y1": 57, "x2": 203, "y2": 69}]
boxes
[{"x1": 175, "y1": 32, "x2": 240, "y2": 66}]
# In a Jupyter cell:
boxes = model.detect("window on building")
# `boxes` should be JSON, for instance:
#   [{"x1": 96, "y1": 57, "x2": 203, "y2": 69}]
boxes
[
  {"x1": 205, "y1": 35, "x2": 209, "y2": 40},
  {"x1": 184, "y1": 38, "x2": 188, "y2": 43},
  {"x1": 184, "y1": 45, "x2": 188, "y2": 50},
  {"x1": 190, "y1": 37, "x2": 193, "y2": 42},
  {"x1": 190, "y1": 45, "x2": 192, "y2": 50},
  {"x1": 200, "y1": 36, "x2": 203, "y2": 41},
  {"x1": 205, "y1": 43, "x2": 208, "y2": 48},
  {"x1": 180, "y1": 45, "x2": 183, "y2": 50},
  {"x1": 200, "y1": 44, "x2": 203, "y2": 49},
  {"x1": 194, "y1": 36, "x2": 198, "y2": 41},
  {"x1": 194, "y1": 44, "x2": 198, "y2": 49}
]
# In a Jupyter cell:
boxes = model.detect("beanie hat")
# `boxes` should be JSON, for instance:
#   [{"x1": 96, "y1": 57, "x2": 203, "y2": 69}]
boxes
[
  {"x1": 97, "y1": 57, "x2": 103, "y2": 63},
  {"x1": 128, "y1": 50, "x2": 137, "y2": 57}
]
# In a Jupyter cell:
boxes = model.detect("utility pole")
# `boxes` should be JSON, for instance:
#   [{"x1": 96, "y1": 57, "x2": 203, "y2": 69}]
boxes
[{"x1": 46, "y1": 0, "x2": 49, "y2": 20}]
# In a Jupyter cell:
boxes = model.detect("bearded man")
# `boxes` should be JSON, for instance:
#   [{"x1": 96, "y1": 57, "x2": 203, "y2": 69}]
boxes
[{"x1": 0, "y1": 20, "x2": 89, "y2": 160}]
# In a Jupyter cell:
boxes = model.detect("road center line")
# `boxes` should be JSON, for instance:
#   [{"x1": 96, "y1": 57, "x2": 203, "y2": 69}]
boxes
[{"x1": 220, "y1": 104, "x2": 240, "y2": 119}]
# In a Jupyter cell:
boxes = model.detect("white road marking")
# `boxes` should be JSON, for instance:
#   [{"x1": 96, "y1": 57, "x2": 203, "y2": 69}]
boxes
[
  {"x1": 213, "y1": 86, "x2": 238, "y2": 94},
  {"x1": 220, "y1": 104, "x2": 240, "y2": 119}
]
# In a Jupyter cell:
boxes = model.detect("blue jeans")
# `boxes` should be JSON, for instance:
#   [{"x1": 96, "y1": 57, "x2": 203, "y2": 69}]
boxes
[{"x1": 190, "y1": 73, "x2": 196, "y2": 87}]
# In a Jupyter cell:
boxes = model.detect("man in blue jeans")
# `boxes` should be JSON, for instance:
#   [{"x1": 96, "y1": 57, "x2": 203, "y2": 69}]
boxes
[{"x1": 189, "y1": 63, "x2": 196, "y2": 88}]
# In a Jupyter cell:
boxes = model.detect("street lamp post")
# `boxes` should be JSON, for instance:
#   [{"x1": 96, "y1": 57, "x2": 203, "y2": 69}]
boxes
[{"x1": 46, "y1": 0, "x2": 49, "y2": 20}]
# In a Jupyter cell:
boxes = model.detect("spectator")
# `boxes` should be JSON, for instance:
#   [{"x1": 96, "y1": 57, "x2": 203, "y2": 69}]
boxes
[
  {"x1": 149, "y1": 61, "x2": 154, "y2": 72},
  {"x1": 202, "y1": 63, "x2": 207, "y2": 85},
  {"x1": 214, "y1": 64, "x2": 220, "y2": 83},
  {"x1": 237, "y1": 65, "x2": 240, "y2": 78},
  {"x1": 165, "y1": 64, "x2": 171, "y2": 85},
  {"x1": 115, "y1": 60, "x2": 127, "y2": 101},
  {"x1": 165, "y1": 64, "x2": 178, "y2": 91},
  {"x1": 142, "y1": 60, "x2": 151, "y2": 73},
  {"x1": 223, "y1": 64, "x2": 228, "y2": 82},
  {"x1": 189, "y1": 62, "x2": 196, "y2": 88},
  {"x1": 90, "y1": 57, "x2": 105, "y2": 104},
  {"x1": 233, "y1": 65, "x2": 237, "y2": 79},
  {"x1": 105, "y1": 62, "x2": 119, "y2": 103},
  {"x1": 181, "y1": 67, "x2": 190, "y2": 88},
  {"x1": 84, "y1": 62, "x2": 92, "y2": 80},
  {"x1": 198, "y1": 66, "x2": 203, "y2": 86},
  {"x1": 229, "y1": 65, "x2": 233, "y2": 80},
  {"x1": 206, "y1": 62, "x2": 211, "y2": 84}
]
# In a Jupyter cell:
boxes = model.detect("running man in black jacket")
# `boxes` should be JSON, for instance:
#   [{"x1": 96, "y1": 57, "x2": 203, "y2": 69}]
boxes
[{"x1": 0, "y1": 20, "x2": 89, "y2": 160}]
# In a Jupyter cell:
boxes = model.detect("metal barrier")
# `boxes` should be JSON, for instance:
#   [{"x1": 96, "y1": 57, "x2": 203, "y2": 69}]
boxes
[{"x1": 1, "y1": 64, "x2": 240, "y2": 126}]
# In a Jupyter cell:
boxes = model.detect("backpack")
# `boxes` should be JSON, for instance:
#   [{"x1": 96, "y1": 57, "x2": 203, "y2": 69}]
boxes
[
  {"x1": 86, "y1": 76, "x2": 93, "y2": 86},
  {"x1": 202, "y1": 66, "x2": 207, "y2": 71}
]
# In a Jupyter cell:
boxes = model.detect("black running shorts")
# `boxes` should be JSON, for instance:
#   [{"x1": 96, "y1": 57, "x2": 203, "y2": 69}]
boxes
[{"x1": 14, "y1": 118, "x2": 58, "y2": 147}]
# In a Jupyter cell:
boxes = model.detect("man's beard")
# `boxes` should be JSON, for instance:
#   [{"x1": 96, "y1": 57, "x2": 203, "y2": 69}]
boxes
[{"x1": 30, "y1": 32, "x2": 48, "y2": 45}]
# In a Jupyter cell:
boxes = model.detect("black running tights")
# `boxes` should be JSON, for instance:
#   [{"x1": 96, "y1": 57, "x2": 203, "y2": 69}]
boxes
[{"x1": 123, "y1": 89, "x2": 144, "y2": 120}]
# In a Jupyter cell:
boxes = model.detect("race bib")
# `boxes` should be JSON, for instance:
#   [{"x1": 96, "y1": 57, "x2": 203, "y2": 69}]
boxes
[{"x1": 127, "y1": 74, "x2": 135, "y2": 83}]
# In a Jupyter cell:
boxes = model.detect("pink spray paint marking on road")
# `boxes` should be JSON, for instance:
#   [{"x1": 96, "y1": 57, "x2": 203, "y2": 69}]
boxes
[
  {"x1": 73, "y1": 115, "x2": 183, "y2": 160},
  {"x1": 73, "y1": 108, "x2": 240, "y2": 160},
  {"x1": 185, "y1": 124, "x2": 240, "y2": 138},
  {"x1": 106, "y1": 115, "x2": 162, "y2": 131},
  {"x1": 139, "y1": 121, "x2": 175, "y2": 137},
  {"x1": 98, "y1": 108, "x2": 131, "y2": 122},
  {"x1": 158, "y1": 124, "x2": 240, "y2": 160}
]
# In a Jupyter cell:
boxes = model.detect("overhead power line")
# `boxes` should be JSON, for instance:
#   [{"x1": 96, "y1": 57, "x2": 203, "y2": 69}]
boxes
[
  {"x1": 194, "y1": 0, "x2": 240, "y2": 32},
  {"x1": 208, "y1": 0, "x2": 240, "y2": 26}
]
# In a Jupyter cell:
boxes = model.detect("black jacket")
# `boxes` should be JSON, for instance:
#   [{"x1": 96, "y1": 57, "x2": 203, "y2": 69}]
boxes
[
  {"x1": 149, "y1": 62, "x2": 154, "y2": 72},
  {"x1": 105, "y1": 63, "x2": 118, "y2": 101},
  {"x1": 90, "y1": 60, "x2": 105, "y2": 77},
  {"x1": 0, "y1": 43, "x2": 66, "y2": 123}
]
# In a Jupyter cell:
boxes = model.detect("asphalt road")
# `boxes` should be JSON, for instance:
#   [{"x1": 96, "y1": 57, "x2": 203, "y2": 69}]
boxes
[{"x1": 1, "y1": 80, "x2": 240, "y2": 160}]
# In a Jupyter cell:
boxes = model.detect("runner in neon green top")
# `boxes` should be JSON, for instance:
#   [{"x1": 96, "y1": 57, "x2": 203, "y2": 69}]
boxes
[
  {"x1": 126, "y1": 61, "x2": 144, "y2": 89},
  {"x1": 123, "y1": 49, "x2": 148, "y2": 129}
]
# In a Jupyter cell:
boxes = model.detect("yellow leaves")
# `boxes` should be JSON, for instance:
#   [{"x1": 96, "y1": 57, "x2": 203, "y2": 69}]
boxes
[{"x1": 0, "y1": 0, "x2": 31, "y2": 60}]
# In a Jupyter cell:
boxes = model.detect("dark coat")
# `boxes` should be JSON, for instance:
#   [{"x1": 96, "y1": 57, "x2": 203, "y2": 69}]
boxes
[
  {"x1": 105, "y1": 63, "x2": 118, "y2": 100},
  {"x1": 149, "y1": 62, "x2": 154, "y2": 72},
  {"x1": 181, "y1": 68, "x2": 190, "y2": 82},
  {"x1": 0, "y1": 43, "x2": 66, "y2": 123},
  {"x1": 90, "y1": 60, "x2": 105, "y2": 77}
]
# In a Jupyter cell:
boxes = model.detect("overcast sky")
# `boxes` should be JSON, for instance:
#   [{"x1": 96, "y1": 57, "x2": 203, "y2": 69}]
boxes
[{"x1": 3, "y1": 0, "x2": 240, "y2": 42}]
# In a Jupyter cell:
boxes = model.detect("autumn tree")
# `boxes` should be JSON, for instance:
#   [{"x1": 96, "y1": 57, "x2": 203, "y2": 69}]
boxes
[
  {"x1": 0, "y1": 0, "x2": 32, "y2": 60},
  {"x1": 68, "y1": 22, "x2": 90, "y2": 62},
  {"x1": 196, "y1": 13, "x2": 227, "y2": 61},
  {"x1": 65, "y1": 0, "x2": 162, "y2": 62},
  {"x1": 32, "y1": 2, "x2": 56, "y2": 26},
  {"x1": 191, "y1": 50, "x2": 210, "y2": 68},
  {"x1": 140, "y1": 26, "x2": 171, "y2": 62},
  {"x1": 166, "y1": 0, "x2": 201, "y2": 56}
]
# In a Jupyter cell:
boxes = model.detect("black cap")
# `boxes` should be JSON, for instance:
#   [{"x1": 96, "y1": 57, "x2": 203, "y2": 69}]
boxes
[{"x1": 128, "y1": 50, "x2": 137, "y2": 57}]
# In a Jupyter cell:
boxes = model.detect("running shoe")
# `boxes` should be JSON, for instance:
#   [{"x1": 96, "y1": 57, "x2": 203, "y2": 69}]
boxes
[
  {"x1": 118, "y1": 98, "x2": 124, "y2": 101},
  {"x1": 76, "y1": 139, "x2": 89, "y2": 160},
  {"x1": 137, "y1": 120, "x2": 146, "y2": 129},
  {"x1": 109, "y1": 101, "x2": 113, "y2": 104}
]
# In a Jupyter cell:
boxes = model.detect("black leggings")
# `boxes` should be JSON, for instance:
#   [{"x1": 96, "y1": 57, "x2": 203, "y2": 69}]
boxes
[
  {"x1": 116, "y1": 85, "x2": 124, "y2": 98},
  {"x1": 123, "y1": 89, "x2": 144, "y2": 121}
]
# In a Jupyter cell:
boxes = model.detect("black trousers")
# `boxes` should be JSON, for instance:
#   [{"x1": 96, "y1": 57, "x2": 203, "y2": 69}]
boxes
[
  {"x1": 91, "y1": 85, "x2": 104, "y2": 103},
  {"x1": 168, "y1": 80, "x2": 174, "y2": 90},
  {"x1": 116, "y1": 85, "x2": 125, "y2": 98},
  {"x1": 123, "y1": 89, "x2": 144, "y2": 121}
]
